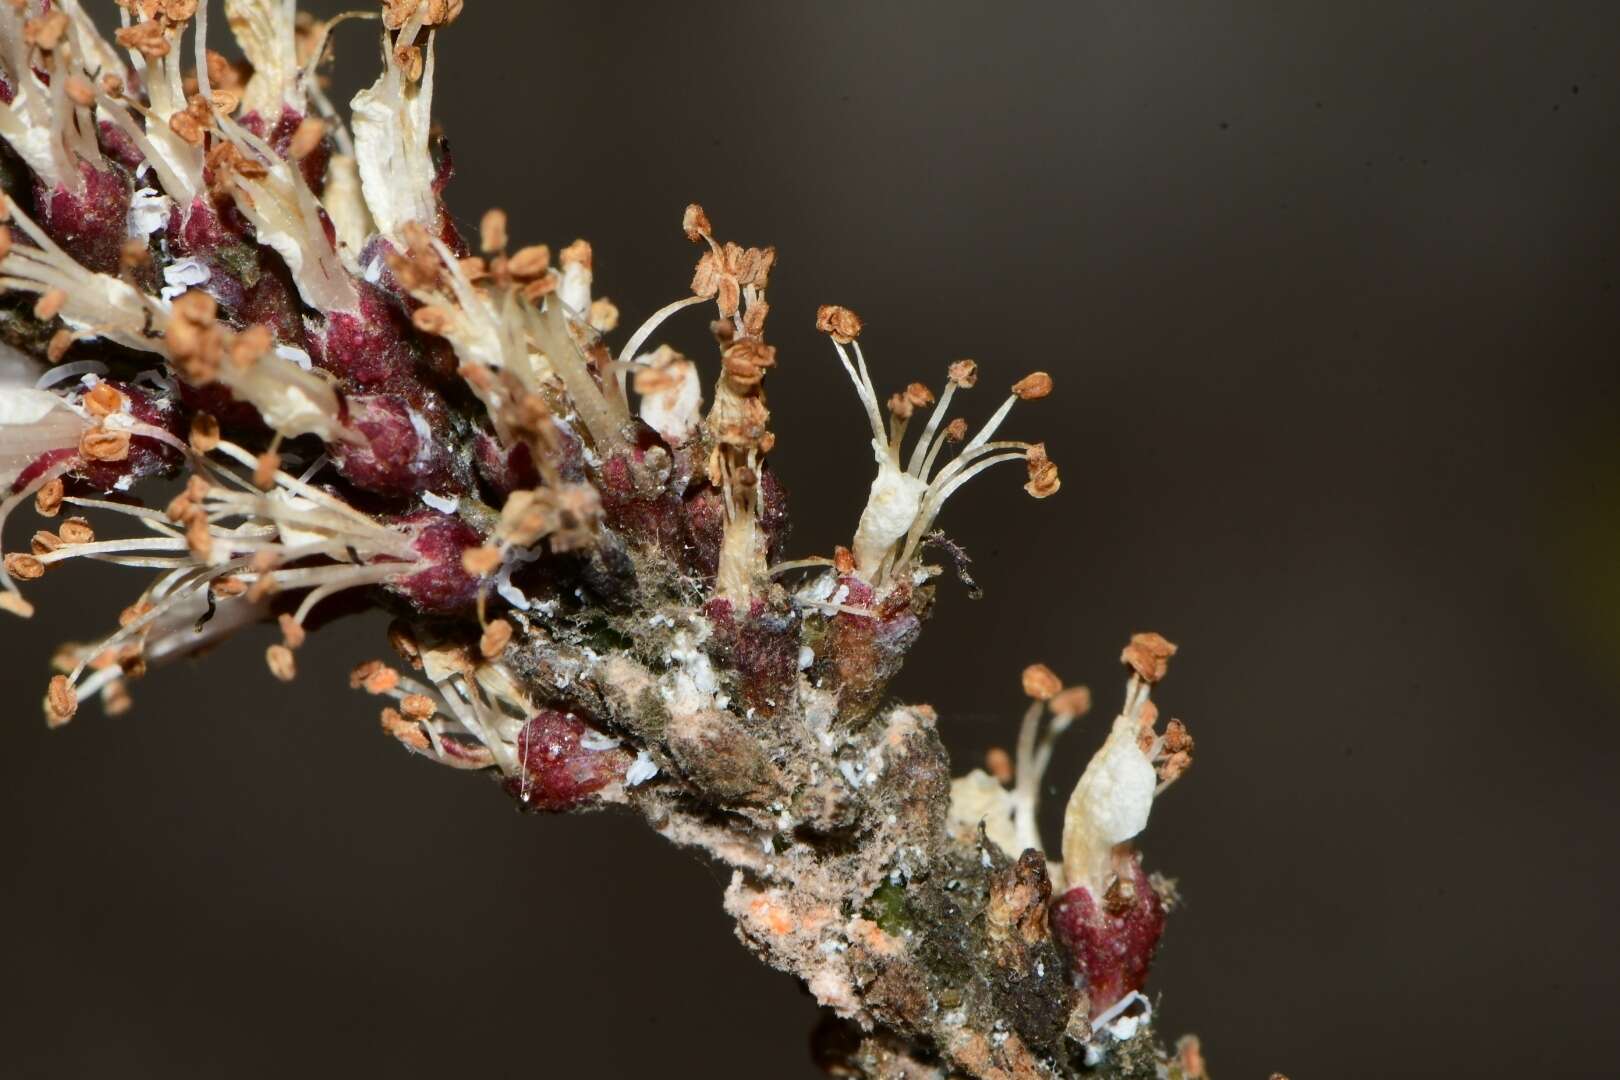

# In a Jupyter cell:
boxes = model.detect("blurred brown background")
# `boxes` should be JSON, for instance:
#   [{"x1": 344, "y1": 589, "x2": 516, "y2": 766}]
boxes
[{"x1": 5, "y1": 2, "x2": 1620, "y2": 1076}]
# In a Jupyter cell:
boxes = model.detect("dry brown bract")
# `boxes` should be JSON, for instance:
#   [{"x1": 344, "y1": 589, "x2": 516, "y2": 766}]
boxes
[{"x1": 1121, "y1": 631, "x2": 1178, "y2": 683}]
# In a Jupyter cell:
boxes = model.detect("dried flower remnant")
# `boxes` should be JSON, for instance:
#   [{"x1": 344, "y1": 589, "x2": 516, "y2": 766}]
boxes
[{"x1": 0, "y1": 4, "x2": 1210, "y2": 1077}]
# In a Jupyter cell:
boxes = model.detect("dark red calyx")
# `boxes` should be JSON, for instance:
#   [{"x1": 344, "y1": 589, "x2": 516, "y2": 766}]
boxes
[
  {"x1": 241, "y1": 106, "x2": 331, "y2": 193},
  {"x1": 1048, "y1": 856, "x2": 1166, "y2": 1018},
  {"x1": 170, "y1": 197, "x2": 309, "y2": 345},
  {"x1": 502, "y1": 708, "x2": 630, "y2": 811},
  {"x1": 679, "y1": 467, "x2": 790, "y2": 583},
  {"x1": 472, "y1": 432, "x2": 540, "y2": 500},
  {"x1": 308, "y1": 280, "x2": 426, "y2": 388},
  {"x1": 332, "y1": 391, "x2": 471, "y2": 499},
  {"x1": 596, "y1": 449, "x2": 690, "y2": 557},
  {"x1": 703, "y1": 597, "x2": 802, "y2": 715},
  {"x1": 37, "y1": 163, "x2": 132, "y2": 274},
  {"x1": 815, "y1": 574, "x2": 922, "y2": 714},
  {"x1": 97, "y1": 120, "x2": 145, "y2": 173},
  {"x1": 385, "y1": 509, "x2": 485, "y2": 614}
]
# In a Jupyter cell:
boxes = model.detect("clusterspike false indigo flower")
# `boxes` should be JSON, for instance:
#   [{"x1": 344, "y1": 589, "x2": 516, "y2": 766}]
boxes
[{"x1": 0, "y1": 5, "x2": 1204, "y2": 1076}]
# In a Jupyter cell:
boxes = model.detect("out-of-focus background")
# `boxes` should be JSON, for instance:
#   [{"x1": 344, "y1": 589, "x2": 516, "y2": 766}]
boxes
[{"x1": 4, "y1": 2, "x2": 1619, "y2": 1076}]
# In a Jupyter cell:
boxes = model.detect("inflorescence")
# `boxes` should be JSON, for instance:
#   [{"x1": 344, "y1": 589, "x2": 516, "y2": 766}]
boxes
[{"x1": 0, "y1": 4, "x2": 1198, "y2": 1073}]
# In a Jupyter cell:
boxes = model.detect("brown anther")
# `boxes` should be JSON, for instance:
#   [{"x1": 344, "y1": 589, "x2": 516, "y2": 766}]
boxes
[
  {"x1": 65, "y1": 75, "x2": 97, "y2": 109},
  {"x1": 1011, "y1": 371, "x2": 1053, "y2": 400},
  {"x1": 24, "y1": 11, "x2": 69, "y2": 50},
  {"x1": 278, "y1": 613, "x2": 307, "y2": 650},
  {"x1": 948, "y1": 359, "x2": 979, "y2": 388},
  {"x1": 34, "y1": 479, "x2": 64, "y2": 518},
  {"x1": 1162, "y1": 718, "x2": 1194, "y2": 755},
  {"x1": 210, "y1": 89, "x2": 241, "y2": 116},
  {"x1": 185, "y1": 514, "x2": 213, "y2": 559},
  {"x1": 400, "y1": 693, "x2": 436, "y2": 720},
  {"x1": 721, "y1": 338, "x2": 777, "y2": 389},
  {"x1": 588, "y1": 298, "x2": 619, "y2": 333},
  {"x1": 33, "y1": 288, "x2": 67, "y2": 321},
  {"x1": 229, "y1": 324, "x2": 273, "y2": 370},
  {"x1": 379, "y1": 707, "x2": 430, "y2": 751},
  {"x1": 394, "y1": 43, "x2": 424, "y2": 82},
  {"x1": 1121, "y1": 632, "x2": 1178, "y2": 684},
  {"x1": 833, "y1": 546, "x2": 856, "y2": 574},
  {"x1": 1021, "y1": 663, "x2": 1063, "y2": 701},
  {"x1": 45, "y1": 675, "x2": 77, "y2": 727},
  {"x1": 84, "y1": 383, "x2": 126, "y2": 419},
  {"x1": 904, "y1": 382, "x2": 936, "y2": 409},
  {"x1": 461, "y1": 544, "x2": 502, "y2": 577},
  {"x1": 1157, "y1": 751, "x2": 1193, "y2": 785},
  {"x1": 57, "y1": 517, "x2": 94, "y2": 545},
  {"x1": 30, "y1": 531, "x2": 62, "y2": 555},
  {"x1": 1024, "y1": 442, "x2": 1060, "y2": 499},
  {"x1": 559, "y1": 239, "x2": 592, "y2": 270},
  {"x1": 210, "y1": 576, "x2": 247, "y2": 599},
  {"x1": 479, "y1": 618, "x2": 512, "y2": 660},
  {"x1": 265, "y1": 644, "x2": 297, "y2": 681},
  {"x1": 815, "y1": 304, "x2": 863, "y2": 343},
  {"x1": 288, "y1": 117, "x2": 326, "y2": 160},
  {"x1": 507, "y1": 244, "x2": 551, "y2": 281},
  {"x1": 1049, "y1": 685, "x2": 1092, "y2": 718},
  {"x1": 253, "y1": 451, "x2": 280, "y2": 490},
  {"x1": 46, "y1": 329, "x2": 75, "y2": 364},
  {"x1": 168, "y1": 109, "x2": 204, "y2": 146},
  {"x1": 985, "y1": 746, "x2": 1014, "y2": 785},
  {"x1": 384, "y1": 0, "x2": 463, "y2": 29},
  {"x1": 520, "y1": 275, "x2": 557, "y2": 301},
  {"x1": 117, "y1": 643, "x2": 147, "y2": 679},
  {"x1": 387, "y1": 620, "x2": 423, "y2": 670},
  {"x1": 887, "y1": 392, "x2": 915, "y2": 421},
  {"x1": 188, "y1": 413, "x2": 221, "y2": 453},
  {"x1": 682, "y1": 203, "x2": 712, "y2": 241},
  {"x1": 80, "y1": 428, "x2": 132, "y2": 463},
  {"x1": 350, "y1": 660, "x2": 400, "y2": 695},
  {"x1": 944, "y1": 417, "x2": 969, "y2": 442},
  {"x1": 479, "y1": 208, "x2": 508, "y2": 255},
  {"x1": 411, "y1": 305, "x2": 455, "y2": 336},
  {"x1": 101, "y1": 73, "x2": 125, "y2": 98}
]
